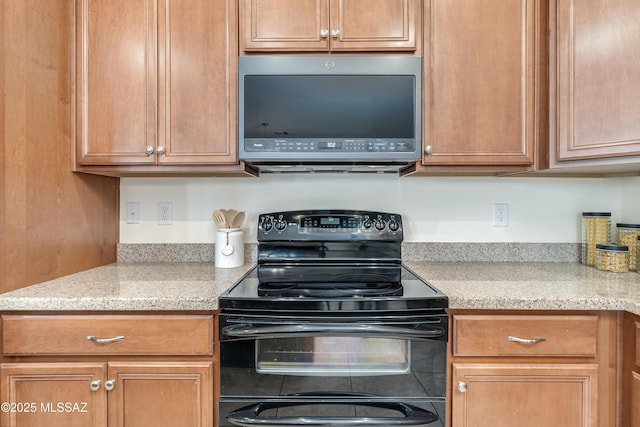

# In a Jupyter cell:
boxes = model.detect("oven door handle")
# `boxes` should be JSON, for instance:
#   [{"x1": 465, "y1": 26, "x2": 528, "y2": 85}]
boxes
[
  {"x1": 221, "y1": 323, "x2": 445, "y2": 340},
  {"x1": 226, "y1": 396, "x2": 438, "y2": 426}
]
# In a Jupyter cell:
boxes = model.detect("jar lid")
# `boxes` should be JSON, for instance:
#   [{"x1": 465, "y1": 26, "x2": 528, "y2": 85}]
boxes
[
  {"x1": 582, "y1": 212, "x2": 611, "y2": 217},
  {"x1": 616, "y1": 223, "x2": 640, "y2": 229},
  {"x1": 596, "y1": 243, "x2": 629, "y2": 251}
]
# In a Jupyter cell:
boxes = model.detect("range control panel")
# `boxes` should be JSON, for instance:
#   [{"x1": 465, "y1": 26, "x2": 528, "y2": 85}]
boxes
[{"x1": 258, "y1": 210, "x2": 403, "y2": 242}]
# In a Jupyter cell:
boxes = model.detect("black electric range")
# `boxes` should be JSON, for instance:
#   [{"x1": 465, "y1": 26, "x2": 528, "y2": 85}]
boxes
[
  {"x1": 217, "y1": 210, "x2": 448, "y2": 427},
  {"x1": 218, "y1": 209, "x2": 448, "y2": 312}
]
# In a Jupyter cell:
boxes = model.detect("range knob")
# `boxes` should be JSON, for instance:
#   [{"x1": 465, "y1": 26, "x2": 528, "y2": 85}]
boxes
[
  {"x1": 388, "y1": 218, "x2": 400, "y2": 232},
  {"x1": 362, "y1": 217, "x2": 373, "y2": 230},
  {"x1": 261, "y1": 217, "x2": 273, "y2": 232},
  {"x1": 374, "y1": 218, "x2": 386, "y2": 231},
  {"x1": 274, "y1": 216, "x2": 287, "y2": 231}
]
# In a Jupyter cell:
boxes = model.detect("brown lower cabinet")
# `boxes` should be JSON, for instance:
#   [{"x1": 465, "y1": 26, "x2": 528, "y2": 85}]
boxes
[
  {"x1": 0, "y1": 314, "x2": 217, "y2": 427},
  {"x1": 448, "y1": 310, "x2": 619, "y2": 427},
  {"x1": 623, "y1": 312, "x2": 640, "y2": 427},
  {"x1": 632, "y1": 372, "x2": 640, "y2": 427},
  {"x1": 0, "y1": 310, "x2": 627, "y2": 427},
  {"x1": 452, "y1": 363, "x2": 598, "y2": 426},
  {"x1": 1, "y1": 362, "x2": 213, "y2": 427}
]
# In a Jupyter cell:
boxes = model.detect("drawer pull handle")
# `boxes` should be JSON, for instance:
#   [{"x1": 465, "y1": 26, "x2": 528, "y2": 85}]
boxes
[
  {"x1": 508, "y1": 335, "x2": 546, "y2": 344},
  {"x1": 457, "y1": 381, "x2": 467, "y2": 393},
  {"x1": 87, "y1": 335, "x2": 125, "y2": 344},
  {"x1": 104, "y1": 380, "x2": 116, "y2": 391},
  {"x1": 89, "y1": 380, "x2": 101, "y2": 392}
]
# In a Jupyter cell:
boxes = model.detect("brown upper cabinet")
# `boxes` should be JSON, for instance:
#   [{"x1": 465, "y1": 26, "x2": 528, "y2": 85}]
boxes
[
  {"x1": 75, "y1": 0, "x2": 242, "y2": 173},
  {"x1": 550, "y1": 0, "x2": 640, "y2": 165},
  {"x1": 418, "y1": 0, "x2": 546, "y2": 173},
  {"x1": 240, "y1": 0, "x2": 421, "y2": 53}
]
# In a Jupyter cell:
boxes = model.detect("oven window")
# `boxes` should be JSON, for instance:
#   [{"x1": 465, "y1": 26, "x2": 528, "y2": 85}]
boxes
[{"x1": 255, "y1": 337, "x2": 410, "y2": 376}]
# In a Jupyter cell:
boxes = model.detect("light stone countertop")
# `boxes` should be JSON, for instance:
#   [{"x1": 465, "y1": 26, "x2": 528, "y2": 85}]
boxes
[
  {"x1": 405, "y1": 262, "x2": 640, "y2": 315},
  {"x1": 1, "y1": 261, "x2": 639, "y2": 314},
  {"x1": 0, "y1": 263, "x2": 253, "y2": 311}
]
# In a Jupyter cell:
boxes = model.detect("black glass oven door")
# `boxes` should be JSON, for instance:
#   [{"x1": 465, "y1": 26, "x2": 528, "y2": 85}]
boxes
[{"x1": 255, "y1": 335, "x2": 410, "y2": 376}]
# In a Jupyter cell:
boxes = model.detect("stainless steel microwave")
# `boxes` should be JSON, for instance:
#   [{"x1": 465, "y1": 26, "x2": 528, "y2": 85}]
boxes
[{"x1": 238, "y1": 56, "x2": 422, "y2": 173}]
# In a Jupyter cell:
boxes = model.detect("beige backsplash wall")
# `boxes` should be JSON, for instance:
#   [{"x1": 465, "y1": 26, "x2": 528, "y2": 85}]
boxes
[
  {"x1": 119, "y1": 175, "x2": 640, "y2": 244},
  {"x1": 621, "y1": 176, "x2": 640, "y2": 220}
]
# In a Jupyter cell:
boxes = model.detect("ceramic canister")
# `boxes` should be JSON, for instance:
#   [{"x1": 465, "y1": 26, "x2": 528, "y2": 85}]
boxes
[{"x1": 215, "y1": 228, "x2": 244, "y2": 268}]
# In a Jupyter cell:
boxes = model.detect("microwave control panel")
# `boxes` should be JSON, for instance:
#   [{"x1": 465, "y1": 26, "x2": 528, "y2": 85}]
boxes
[{"x1": 243, "y1": 139, "x2": 415, "y2": 153}]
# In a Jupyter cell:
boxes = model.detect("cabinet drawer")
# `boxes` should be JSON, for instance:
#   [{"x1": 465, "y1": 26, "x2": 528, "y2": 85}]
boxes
[
  {"x1": 1, "y1": 314, "x2": 214, "y2": 356},
  {"x1": 453, "y1": 315, "x2": 598, "y2": 357}
]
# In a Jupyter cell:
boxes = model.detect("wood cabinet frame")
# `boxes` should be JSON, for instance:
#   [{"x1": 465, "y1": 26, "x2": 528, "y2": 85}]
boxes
[
  {"x1": 414, "y1": 0, "x2": 548, "y2": 174},
  {"x1": 0, "y1": 312, "x2": 218, "y2": 427},
  {"x1": 239, "y1": 0, "x2": 421, "y2": 53},
  {"x1": 549, "y1": 0, "x2": 640, "y2": 168},
  {"x1": 74, "y1": 0, "x2": 251, "y2": 177},
  {"x1": 447, "y1": 310, "x2": 619, "y2": 427},
  {"x1": 622, "y1": 312, "x2": 640, "y2": 427}
]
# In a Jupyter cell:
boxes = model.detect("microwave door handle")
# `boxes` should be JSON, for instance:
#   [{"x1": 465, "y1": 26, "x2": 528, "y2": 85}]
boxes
[
  {"x1": 221, "y1": 323, "x2": 445, "y2": 340},
  {"x1": 226, "y1": 400, "x2": 438, "y2": 427}
]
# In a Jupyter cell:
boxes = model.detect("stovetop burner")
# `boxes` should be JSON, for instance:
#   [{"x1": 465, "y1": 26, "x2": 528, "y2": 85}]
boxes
[{"x1": 219, "y1": 265, "x2": 447, "y2": 312}]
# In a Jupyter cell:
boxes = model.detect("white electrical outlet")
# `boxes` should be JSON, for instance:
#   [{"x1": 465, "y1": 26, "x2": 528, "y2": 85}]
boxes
[
  {"x1": 493, "y1": 203, "x2": 509, "y2": 227},
  {"x1": 126, "y1": 202, "x2": 140, "y2": 224},
  {"x1": 158, "y1": 202, "x2": 173, "y2": 225}
]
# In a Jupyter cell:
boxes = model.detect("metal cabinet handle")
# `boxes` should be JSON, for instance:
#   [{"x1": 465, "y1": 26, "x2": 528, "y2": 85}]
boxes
[
  {"x1": 424, "y1": 145, "x2": 433, "y2": 155},
  {"x1": 87, "y1": 335, "x2": 125, "y2": 344},
  {"x1": 89, "y1": 380, "x2": 101, "y2": 392},
  {"x1": 320, "y1": 28, "x2": 329, "y2": 38},
  {"x1": 104, "y1": 380, "x2": 116, "y2": 391},
  {"x1": 508, "y1": 335, "x2": 546, "y2": 344},
  {"x1": 331, "y1": 29, "x2": 340, "y2": 37},
  {"x1": 156, "y1": 146, "x2": 165, "y2": 155},
  {"x1": 145, "y1": 146, "x2": 155, "y2": 156},
  {"x1": 457, "y1": 382, "x2": 467, "y2": 393}
]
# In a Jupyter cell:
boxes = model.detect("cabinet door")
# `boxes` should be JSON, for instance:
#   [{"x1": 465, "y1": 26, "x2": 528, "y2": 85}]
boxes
[
  {"x1": 76, "y1": 0, "x2": 157, "y2": 165},
  {"x1": 77, "y1": 0, "x2": 238, "y2": 166},
  {"x1": 633, "y1": 372, "x2": 640, "y2": 427},
  {"x1": 0, "y1": 363, "x2": 107, "y2": 427},
  {"x1": 554, "y1": 0, "x2": 640, "y2": 161},
  {"x1": 241, "y1": 0, "x2": 418, "y2": 52},
  {"x1": 329, "y1": 0, "x2": 419, "y2": 52},
  {"x1": 157, "y1": 0, "x2": 238, "y2": 164},
  {"x1": 451, "y1": 363, "x2": 598, "y2": 427},
  {"x1": 241, "y1": 0, "x2": 330, "y2": 51},
  {"x1": 423, "y1": 0, "x2": 539, "y2": 168},
  {"x1": 107, "y1": 362, "x2": 213, "y2": 427}
]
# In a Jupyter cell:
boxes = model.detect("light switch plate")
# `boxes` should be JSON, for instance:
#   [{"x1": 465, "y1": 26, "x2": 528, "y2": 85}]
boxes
[{"x1": 126, "y1": 202, "x2": 140, "y2": 224}]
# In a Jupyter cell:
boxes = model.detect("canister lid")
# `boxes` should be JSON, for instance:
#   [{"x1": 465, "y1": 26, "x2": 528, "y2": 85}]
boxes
[
  {"x1": 616, "y1": 223, "x2": 640, "y2": 229},
  {"x1": 582, "y1": 212, "x2": 611, "y2": 217},
  {"x1": 596, "y1": 243, "x2": 628, "y2": 251}
]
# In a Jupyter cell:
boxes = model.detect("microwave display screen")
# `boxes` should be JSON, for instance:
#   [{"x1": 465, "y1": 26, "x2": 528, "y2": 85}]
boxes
[{"x1": 243, "y1": 75, "x2": 415, "y2": 139}]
